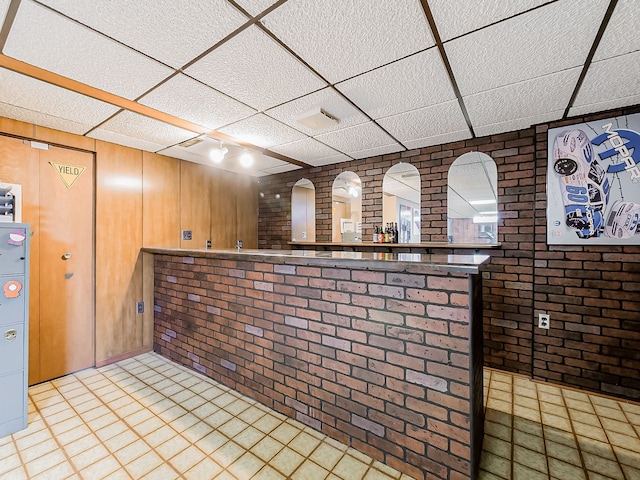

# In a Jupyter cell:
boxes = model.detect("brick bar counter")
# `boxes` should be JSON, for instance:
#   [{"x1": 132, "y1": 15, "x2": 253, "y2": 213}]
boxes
[{"x1": 146, "y1": 248, "x2": 489, "y2": 480}]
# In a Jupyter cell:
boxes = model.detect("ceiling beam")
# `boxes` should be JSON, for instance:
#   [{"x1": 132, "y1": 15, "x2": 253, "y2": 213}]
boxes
[
  {"x1": 563, "y1": 0, "x2": 618, "y2": 119},
  {"x1": 418, "y1": 0, "x2": 475, "y2": 138},
  {"x1": 0, "y1": 54, "x2": 311, "y2": 168}
]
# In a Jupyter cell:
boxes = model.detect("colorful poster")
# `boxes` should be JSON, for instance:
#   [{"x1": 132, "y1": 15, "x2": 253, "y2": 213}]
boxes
[{"x1": 547, "y1": 113, "x2": 640, "y2": 245}]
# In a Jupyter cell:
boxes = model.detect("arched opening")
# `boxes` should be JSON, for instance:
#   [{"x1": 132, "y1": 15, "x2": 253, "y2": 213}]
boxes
[
  {"x1": 447, "y1": 152, "x2": 498, "y2": 244},
  {"x1": 382, "y1": 162, "x2": 421, "y2": 243},
  {"x1": 291, "y1": 179, "x2": 315, "y2": 242},
  {"x1": 332, "y1": 171, "x2": 362, "y2": 243}
]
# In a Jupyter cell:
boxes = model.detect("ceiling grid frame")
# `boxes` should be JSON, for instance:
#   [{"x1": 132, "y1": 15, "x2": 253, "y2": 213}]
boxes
[{"x1": 0, "y1": 0, "x2": 635, "y2": 176}]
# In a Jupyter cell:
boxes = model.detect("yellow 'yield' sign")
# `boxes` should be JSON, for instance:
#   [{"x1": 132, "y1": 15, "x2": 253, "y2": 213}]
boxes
[{"x1": 49, "y1": 162, "x2": 86, "y2": 189}]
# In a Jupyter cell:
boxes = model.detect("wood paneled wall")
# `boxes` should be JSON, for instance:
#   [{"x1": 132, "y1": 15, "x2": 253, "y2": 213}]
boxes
[
  {"x1": 0, "y1": 116, "x2": 259, "y2": 369},
  {"x1": 95, "y1": 141, "x2": 144, "y2": 364}
]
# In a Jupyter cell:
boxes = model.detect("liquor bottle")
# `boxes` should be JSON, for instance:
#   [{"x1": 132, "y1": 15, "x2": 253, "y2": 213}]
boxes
[
  {"x1": 385, "y1": 223, "x2": 390, "y2": 243},
  {"x1": 394, "y1": 222, "x2": 399, "y2": 243},
  {"x1": 373, "y1": 226, "x2": 379, "y2": 243}
]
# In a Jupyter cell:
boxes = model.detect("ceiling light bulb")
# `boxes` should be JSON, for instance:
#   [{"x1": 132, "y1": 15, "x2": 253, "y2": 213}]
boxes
[
  {"x1": 209, "y1": 144, "x2": 228, "y2": 164},
  {"x1": 239, "y1": 152, "x2": 254, "y2": 168}
]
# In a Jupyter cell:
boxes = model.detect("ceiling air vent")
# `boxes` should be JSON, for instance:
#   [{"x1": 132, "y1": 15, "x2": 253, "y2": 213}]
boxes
[
  {"x1": 295, "y1": 107, "x2": 339, "y2": 130},
  {"x1": 178, "y1": 137, "x2": 204, "y2": 148}
]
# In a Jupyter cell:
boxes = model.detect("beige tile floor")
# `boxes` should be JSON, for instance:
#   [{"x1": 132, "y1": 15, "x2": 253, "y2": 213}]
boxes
[
  {"x1": 481, "y1": 368, "x2": 640, "y2": 480},
  {"x1": 1, "y1": 353, "x2": 639, "y2": 479},
  {"x1": 1, "y1": 352, "x2": 412, "y2": 480}
]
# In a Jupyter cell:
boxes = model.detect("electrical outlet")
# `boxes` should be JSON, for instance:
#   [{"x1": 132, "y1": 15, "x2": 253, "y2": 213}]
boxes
[
  {"x1": 137, "y1": 302, "x2": 144, "y2": 314},
  {"x1": 538, "y1": 313, "x2": 550, "y2": 329},
  {"x1": 206, "y1": 240, "x2": 212, "y2": 249}
]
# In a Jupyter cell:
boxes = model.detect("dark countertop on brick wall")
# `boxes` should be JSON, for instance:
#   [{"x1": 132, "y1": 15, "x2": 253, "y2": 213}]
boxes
[{"x1": 142, "y1": 247, "x2": 490, "y2": 274}]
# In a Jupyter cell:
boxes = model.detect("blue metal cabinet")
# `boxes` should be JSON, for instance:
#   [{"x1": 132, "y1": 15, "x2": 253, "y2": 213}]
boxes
[{"x1": 0, "y1": 223, "x2": 29, "y2": 438}]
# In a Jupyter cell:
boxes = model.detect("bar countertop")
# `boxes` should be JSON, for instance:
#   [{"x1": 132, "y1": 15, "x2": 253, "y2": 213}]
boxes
[{"x1": 142, "y1": 247, "x2": 490, "y2": 274}]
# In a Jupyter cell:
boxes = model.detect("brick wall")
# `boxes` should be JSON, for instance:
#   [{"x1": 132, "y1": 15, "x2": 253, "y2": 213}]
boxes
[
  {"x1": 257, "y1": 104, "x2": 640, "y2": 402},
  {"x1": 153, "y1": 253, "x2": 484, "y2": 480}
]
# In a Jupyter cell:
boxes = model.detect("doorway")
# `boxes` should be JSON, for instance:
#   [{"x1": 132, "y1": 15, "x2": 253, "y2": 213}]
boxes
[{"x1": 0, "y1": 135, "x2": 95, "y2": 384}]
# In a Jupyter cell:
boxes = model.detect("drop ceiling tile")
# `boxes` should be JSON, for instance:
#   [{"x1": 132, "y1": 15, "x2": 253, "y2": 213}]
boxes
[
  {"x1": 377, "y1": 100, "x2": 469, "y2": 148},
  {"x1": 314, "y1": 122, "x2": 400, "y2": 156},
  {"x1": 428, "y1": 0, "x2": 549, "y2": 41},
  {"x1": 403, "y1": 131, "x2": 471, "y2": 151},
  {"x1": 350, "y1": 144, "x2": 404, "y2": 160},
  {"x1": 218, "y1": 114, "x2": 307, "y2": 149},
  {"x1": 91, "y1": 111, "x2": 197, "y2": 149},
  {"x1": 0, "y1": 102, "x2": 97, "y2": 136},
  {"x1": 308, "y1": 155, "x2": 354, "y2": 167},
  {"x1": 473, "y1": 111, "x2": 565, "y2": 138},
  {"x1": 37, "y1": 0, "x2": 249, "y2": 69},
  {"x1": 234, "y1": 0, "x2": 281, "y2": 18},
  {"x1": 0, "y1": 0, "x2": 9, "y2": 22},
  {"x1": 445, "y1": 0, "x2": 609, "y2": 96},
  {"x1": 269, "y1": 137, "x2": 350, "y2": 163},
  {"x1": 88, "y1": 129, "x2": 168, "y2": 153},
  {"x1": 266, "y1": 87, "x2": 369, "y2": 135},
  {"x1": 0, "y1": 67, "x2": 119, "y2": 132},
  {"x1": 336, "y1": 48, "x2": 456, "y2": 119},
  {"x1": 138, "y1": 74, "x2": 256, "y2": 130},
  {"x1": 260, "y1": 163, "x2": 302, "y2": 174},
  {"x1": 262, "y1": 0, "x2": 434, "y2": 83},
  {"x1": 185, "y1": 25, "x2": 326, "y2": 111},
  {"x1": 159, "y1": 143, "x2": 298, "y2": 177},
  {"x1": 464, "y1": 68, "x2": 582, "y2": 128},
  {"x1": 4, "y1": 0, "x2": 173, "y2": 100},
  {"x1": 571, "y1": 51, "x2": 640, "y2": 117},
  {"x1": 593, "y1": 0, "x2": 640, "y2": 61}
]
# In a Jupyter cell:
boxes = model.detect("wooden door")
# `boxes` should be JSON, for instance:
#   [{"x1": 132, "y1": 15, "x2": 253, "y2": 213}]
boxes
[{"x1": 37, "y1": 147, "x2": 94, "y2": 381}]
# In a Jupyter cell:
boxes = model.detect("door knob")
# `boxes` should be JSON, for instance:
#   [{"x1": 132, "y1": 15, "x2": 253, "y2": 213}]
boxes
[{"x1": 62, "y1": 253, "x2": 72, "y2": 260}]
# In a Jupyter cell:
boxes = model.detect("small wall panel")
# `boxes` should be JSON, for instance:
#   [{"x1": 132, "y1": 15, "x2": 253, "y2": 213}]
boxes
[
  {"x1": 95, "y1": 140, "x2": 143, "y2": 364},
  {"x1": 142, "y1": 152, "x2": 180, "y2": 248},
  {"x1": 211, "y1": 170, "x2": 237, "y2": 249},
  {"x1": 180, "y1": 161, "x2": 211, "y2": 250},
  {"x1": 235, "y1": 174, "x2": 258, "y2": 249}
]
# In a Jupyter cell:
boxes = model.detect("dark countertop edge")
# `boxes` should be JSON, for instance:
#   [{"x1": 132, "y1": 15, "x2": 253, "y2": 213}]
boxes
[
  {"x1": 288, "y1": 242, "x2": 501, "y2": 249},
  {"x1": 142, "y1": 247, "x2": 490, "y2": 274}
]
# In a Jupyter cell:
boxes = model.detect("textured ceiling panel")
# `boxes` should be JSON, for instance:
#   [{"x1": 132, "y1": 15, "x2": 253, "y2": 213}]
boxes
[
  {"x1": 0, "y1": 68, "x2": 119, "y2": 129},
  {"x1": 570, "y1": 51, "x2": 640, "y2": 117},
  {"x1": 262, "y1": 0, "x2": 434, "y2": 83},
  {"x1": 593, "y1": 0, "x2": 640, "y2": 61},
  {"x1": 445, "y1": 0, "x2": 609, "y2": 96},
  {"x1": 473, "y1": 110, "x2": 565, "y2": 138},
  {"x1": 0, "y1": 0, "x2": 9, "y2": 23},
  {"x1": 37, "y1": 0, "x2": 249, "y2": 69},
  {"x1": 139, "y1": 74, "x2": 256, "y2": 130},
  {"x1": 259, "y1": 163, "x2": 302, "y2": 175},
  {"x1": 308, "y1": 155, "x2": 354, "y2": 167},
  {"x1": 185, "y1": 25, "x2": 326, "y2": 112},
  {"x1": 428, "y1": 0, "x2": 550, "y2": 41},
  {"x1": 269, "y1": 137, "x2": 350, "y2": 163},
  {"x1": 351, "y1": 143, "x2": 404, "y2": 161},
  {"x1": 218, "y1": 114, "x2": 307, "y2": 149},
  {"x1": 464, "y1": 68, "x2": 581, "y2": 128},
  {"x1": 336, "y1": 48, "x2": 456, "y2": 119},
  {"x1": 0, "y1": 102, "x2": 98, "y2": 135},
  {"x1": 314, "y1": 122, "x2": 400, "y2": 156},
  {"x1": 266, "y1": 87, "x2": 369, "y2": 136},
  {"x1": 233, "y1": 0, "x2": 281, "y2": 17},
  {"x1": 94, "y1": 111, "x2": 197, "y2": 148},
  {"x1": 88, "y1": 129, "x2": 168, "y2": 153},
  {"x1": 377, "y1": 100, "x2": 469, "y2": 147},
  {"x1": 4, "y1": 1, "x2": 173, "y2": 100}
]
